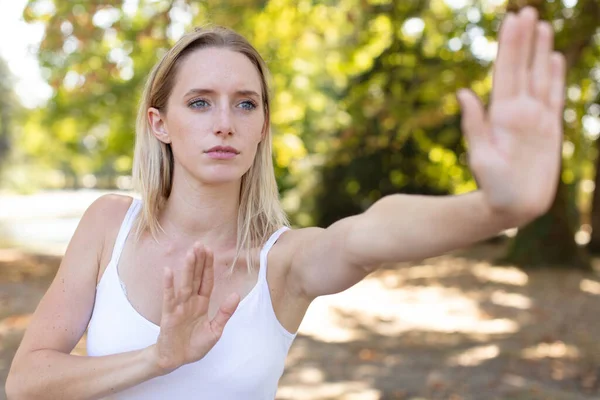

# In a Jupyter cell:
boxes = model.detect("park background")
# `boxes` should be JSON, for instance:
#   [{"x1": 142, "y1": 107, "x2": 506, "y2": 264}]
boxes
[{"x1": 0, "y1": 0, "x2": 599, "y2": 398}]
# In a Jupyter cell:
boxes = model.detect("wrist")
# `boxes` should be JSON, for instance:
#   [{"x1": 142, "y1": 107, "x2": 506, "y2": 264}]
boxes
[
  {"x1": 141, "y1": 345, "x2": 173, "y2": 378},
  {"x1": 475, "y1": 190, "x2": 536, "y2": 230}
]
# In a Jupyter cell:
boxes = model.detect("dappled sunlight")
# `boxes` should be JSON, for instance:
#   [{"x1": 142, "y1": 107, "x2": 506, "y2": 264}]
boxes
[
  {"x1": 0, "y1": 191, "x2": 124, "y2": 255},
  {"x1": 0, "y1": 313, "x2": 32, "y2": 336},
  {"x1": 282, "y1": 251, "x2": 600, "y2": 398},
  {"x1": 1, "y1": 0, "x2": 598, "y2": 396},
  {"x1": 0, "y1": 249, "x2": 24, "y2": 263},
  {"x1": 580, "y1": 278, "x2": 600, "y2": 295},
  {"x1": 0, "y1": 250, "x2": 60, "y2": 282},
  {"x1": 299, "y1": 277, "x2": 519, "y2": 343},
  {"x1": 277, "y1": 379, "x2": 381, "y2": 400},
  {"x1": 490, "y1": 290, "x2": 532, "y2": 309},
  {"x1": 295, "y1": 366, "x2": 325, "y2": 384},
  {"x1": 472, "y1": 263, "x2": 529, "y2": 286},
  {"x1": 385, "y1": 262, "x2": 467, "y2": 281},
  {"x1": 447, "y1": 344, "x2": 500, "y2": 367},
  {"x1": 0, "y1": 190, "x2": 108, "y2": 220},
  {"x1": 522, "y1": 341, "x2": 581, "y2": 360},
  {"x1": 297, "y1": 301, "x2": 363, "y2": 342},
  {"x1": 502, "y1": 374, "x2": 528, "y2": 388}
]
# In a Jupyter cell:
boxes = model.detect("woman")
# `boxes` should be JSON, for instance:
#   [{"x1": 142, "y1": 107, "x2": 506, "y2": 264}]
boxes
[{"x1": 7, "y1": 6, "x2": 565, "y2": 399}]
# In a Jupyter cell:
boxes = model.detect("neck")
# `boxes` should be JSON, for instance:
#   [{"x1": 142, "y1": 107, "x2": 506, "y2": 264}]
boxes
[{"x1": 158, "y1": 172, "x2": 241, "y2": 248}]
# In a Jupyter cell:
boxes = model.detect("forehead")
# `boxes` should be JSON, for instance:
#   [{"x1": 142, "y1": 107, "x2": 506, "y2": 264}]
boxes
[{"x1": 173, "y1": 47, "x2": 263, "y2": 95}]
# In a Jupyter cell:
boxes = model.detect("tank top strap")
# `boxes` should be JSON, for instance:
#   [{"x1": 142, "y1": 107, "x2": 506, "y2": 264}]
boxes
[
  {"x1": 258, "y1": 226, "x2": 290, "y2": 282},
  {"x1": 108, "y1": 197, "x2": 142, "y2": 268}
]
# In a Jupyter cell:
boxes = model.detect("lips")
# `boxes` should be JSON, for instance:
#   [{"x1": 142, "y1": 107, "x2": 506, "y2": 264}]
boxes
[
  {"x1": 204, "y1": 145, "x2": 240, "y2": 160},
  {"x1": 204, "y1": 145, "x2": 240, "y2": 154}
]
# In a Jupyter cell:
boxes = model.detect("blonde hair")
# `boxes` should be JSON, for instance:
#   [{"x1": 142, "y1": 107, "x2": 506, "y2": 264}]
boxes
[{"x1": 132, "y1": 26, "x2": 289, "y2": 271}]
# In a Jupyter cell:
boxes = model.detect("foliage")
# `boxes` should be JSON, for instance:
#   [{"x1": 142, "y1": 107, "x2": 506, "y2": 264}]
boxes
[
  {"x1": 0, "y1": 57, "x2": 18, "y2": 173},
  {"x1": 11, "y1": 0, "x2": 600, "y2": 267}
]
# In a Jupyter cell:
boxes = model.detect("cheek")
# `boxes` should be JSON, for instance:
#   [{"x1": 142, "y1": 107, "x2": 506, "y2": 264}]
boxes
[
  {"x1": 244, "y1": 139, "x2": 261, "y2": 164},
  {"x1": 167, "y1": 114, "x2": 207, "y2": 146},
  {"x1": 250, "y1": 114, "x2": 266, "y2": 143},
  {"x1": 241, "y1": 132, "x2": 263, "y2": 169},
  {"x1": 238, "y1": 114, "x2": 264, "y2": 146}
]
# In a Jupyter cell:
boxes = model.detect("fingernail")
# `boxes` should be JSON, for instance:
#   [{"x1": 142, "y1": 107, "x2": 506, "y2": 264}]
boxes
[{"x1": 522, "y1": 6, "x2": 538, "y2": 18}]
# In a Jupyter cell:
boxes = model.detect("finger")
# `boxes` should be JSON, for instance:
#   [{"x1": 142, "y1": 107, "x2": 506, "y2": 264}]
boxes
[
  {"x1": 177, "y1": 250, "x2": 195, "y2": 303},
  {"x1": 549, "y1": 52, "x2": 566, "y2": 117},
  {"x1": 516, "y1": 7, "x2": 539, "y2": 93},
  {"x1": 530, "y1": 21, "x2": 554, "y2": 103},
  {"x1": 198, "y1": 247, "x2": 214, "y2": 298},
  {"x1": 458, "y1": 89, "x2": 488, "y2": 149},
  {"x1": 192, "y1": 243, "x2": 204, "y2": 296},
  {"x1": 162, "y1": 267, "x2": 176, "y2": 315},
  {"x1": 491, "y1": 13, "x2": 519, "y2": 102},
  {"x1": 209, "y1": 292, "x2": 240, "y2": 337}
]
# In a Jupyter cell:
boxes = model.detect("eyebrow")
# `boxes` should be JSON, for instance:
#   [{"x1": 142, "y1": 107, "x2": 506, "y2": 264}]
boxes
[{"x1": 184, "y1": 88, "x2": 261, "y2": 99}]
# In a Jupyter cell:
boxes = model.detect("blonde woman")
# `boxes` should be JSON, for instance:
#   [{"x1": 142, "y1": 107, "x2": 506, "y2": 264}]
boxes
[{"x1": 7, "y1": 6, "x2": 565, "y2": 400}]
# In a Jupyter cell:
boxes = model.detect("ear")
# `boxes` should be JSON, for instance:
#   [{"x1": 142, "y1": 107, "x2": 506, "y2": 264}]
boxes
[{"x1": 148, "y1": 107, "x2": 171, "y2": 144}]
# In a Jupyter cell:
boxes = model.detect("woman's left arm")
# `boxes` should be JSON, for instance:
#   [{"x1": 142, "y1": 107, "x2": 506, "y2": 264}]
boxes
[{"x1": 288, "y1": 6, "x2": 566, "y2": 300}]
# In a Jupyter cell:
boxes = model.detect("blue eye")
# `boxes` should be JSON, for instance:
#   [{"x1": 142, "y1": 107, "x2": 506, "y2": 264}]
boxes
[
  {"x1": 239, "y1": 101, "x2": 257, "y2": 111},
  {"x1": 189, "y1": 99, "x2": 209, "y2": 108}
]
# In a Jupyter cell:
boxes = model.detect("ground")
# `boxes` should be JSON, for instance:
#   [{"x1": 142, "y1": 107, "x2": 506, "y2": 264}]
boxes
[{"x1": 1, "y1": 242, "x2": 599, "y2": 400}]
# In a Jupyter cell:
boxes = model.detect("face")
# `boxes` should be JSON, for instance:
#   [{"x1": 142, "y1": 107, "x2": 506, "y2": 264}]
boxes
[{"x1": 148, "y1": 47, "x2": 266, "y2": 186}]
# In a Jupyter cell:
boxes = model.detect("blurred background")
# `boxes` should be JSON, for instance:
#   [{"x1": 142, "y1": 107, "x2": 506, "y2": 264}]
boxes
[{"x1": 0, "y1": 0, "x2": 599, "y2": 399}]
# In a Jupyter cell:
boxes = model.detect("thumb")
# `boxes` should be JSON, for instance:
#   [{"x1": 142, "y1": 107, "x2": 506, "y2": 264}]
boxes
[
  {"x1": 209, "y1": 292, "x2": 240, "y2": 337},
  {"x1": 457, "y1": 89, "x2": 488, "y2": 149}
]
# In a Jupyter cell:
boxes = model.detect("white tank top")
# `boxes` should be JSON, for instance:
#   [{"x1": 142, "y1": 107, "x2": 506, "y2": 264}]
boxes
[{"x1": 86, "y1": 198, "x2": 295, "y2": 399}]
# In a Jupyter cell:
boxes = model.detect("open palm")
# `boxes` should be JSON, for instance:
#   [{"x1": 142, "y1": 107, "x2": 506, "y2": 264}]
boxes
[
  {"x1": 153, "y1": 244, "x2": 240, "y2": 374},
  {"x1": 459, "y1": 7, "x2": 566, "y2": 226}
]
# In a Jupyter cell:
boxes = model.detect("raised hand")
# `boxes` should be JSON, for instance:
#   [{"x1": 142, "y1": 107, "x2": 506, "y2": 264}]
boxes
[
  {"x1": 151, "y1": 244, "x2": 240, "y2": 374},
  {"x1": 458, "y1": 7, "x2": 566, "y2": 226}
]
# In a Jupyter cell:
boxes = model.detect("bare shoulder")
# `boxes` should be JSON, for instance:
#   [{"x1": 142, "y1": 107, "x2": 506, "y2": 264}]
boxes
[
  {"x1": 87, "y1": 193, "x2": 134, "y2": 229},
  {"x1": 267, "y1": 227, "x2": 324, "y2": 292},
  {"x1": 91, "y1": 194, "x2": 135, "y2": 279},
  {"x1": 62, "y1": 193, "x2": 134, "y2": 264},
  {"x1": 269, "y1": 217, "x2": 367, "y2": 300},
  {"x1": 78, "y1": 193, "x2": 134, "y2": 243},
  {"x1": 9, "y1": 194, "x2": 135, "y2": 363},
  {"x1": 269, "y1": 227, "x2": 324, "y2": 264}
]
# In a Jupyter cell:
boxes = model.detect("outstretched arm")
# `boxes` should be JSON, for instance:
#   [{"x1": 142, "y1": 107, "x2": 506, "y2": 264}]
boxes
[{"x1": 289, "y1": 7, "x2": 566, "y2": 299}]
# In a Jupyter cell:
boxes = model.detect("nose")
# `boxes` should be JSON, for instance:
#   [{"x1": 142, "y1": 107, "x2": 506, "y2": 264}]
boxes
[{"x1": 213, "y1": 104, "x2": 234, "y2": 136}]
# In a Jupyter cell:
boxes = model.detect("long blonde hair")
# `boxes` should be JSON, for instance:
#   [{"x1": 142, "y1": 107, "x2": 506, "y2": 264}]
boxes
[{"x1": 132, "y1": 26, "x2": 289, "y2": 271}]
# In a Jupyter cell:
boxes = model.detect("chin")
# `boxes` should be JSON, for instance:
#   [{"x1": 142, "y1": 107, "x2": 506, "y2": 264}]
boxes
[{"x1": 197, "y1": 166, "x2": 248, "y2": 185}]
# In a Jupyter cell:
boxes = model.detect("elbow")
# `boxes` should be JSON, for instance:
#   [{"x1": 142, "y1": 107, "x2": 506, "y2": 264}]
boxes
[
  {"x1": 5, "y1": 370, "x2": 23, "y2": 400},
  {"x1": 6, "y1": 367, "x2": 42, "y2": 400}
]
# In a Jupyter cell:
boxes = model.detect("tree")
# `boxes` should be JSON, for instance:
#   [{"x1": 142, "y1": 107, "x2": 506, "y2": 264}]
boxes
[
  {"x1": 586, "y1": 91, "x2": 600, "y2": 254},
  {"x1": 19, "y1": 0, "x2": 600, "y2": 270},
  {"x1": 313, "y1": 0, "x2": 492, "y2": 226},
  {"x1": 20, "y1": 0, "x2": 268, "y2": 188},
  {"x1": 308, "y1": 0, "x2": 598, "y2": 269},
  {"x1": 0, "y1": 58, "x2": 16, "y2": 171}
]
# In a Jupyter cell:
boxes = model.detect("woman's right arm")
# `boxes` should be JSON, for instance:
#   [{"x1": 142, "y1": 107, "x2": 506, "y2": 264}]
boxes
[{"x1": 5, "y1": 195, "x2": 165, "y2": 400}]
